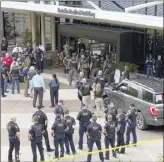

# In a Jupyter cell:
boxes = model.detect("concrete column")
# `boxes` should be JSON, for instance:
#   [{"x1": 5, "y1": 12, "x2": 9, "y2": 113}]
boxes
[
  {"x1": 31, "y1": 12, "x2": 36, "y2": 48},
  {"x1": 51, "y1": 16, "x2": 56, "y2": 51},
  {"x1": 28, "y1": 12, "x2": 32, "y2": 32},
  {"x1": 41, "y1": 13, "x2": 45, "y2": 48}
]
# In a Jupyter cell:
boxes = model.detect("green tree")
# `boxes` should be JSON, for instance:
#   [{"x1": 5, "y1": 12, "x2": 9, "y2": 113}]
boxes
[{"x1": 21, "y1": 28, "x2": 32, "y2": 47}]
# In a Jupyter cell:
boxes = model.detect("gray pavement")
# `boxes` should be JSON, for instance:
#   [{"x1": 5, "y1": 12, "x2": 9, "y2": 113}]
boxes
[{"x1": 1, "y1": 72, "x2": 163, "y2": 162}]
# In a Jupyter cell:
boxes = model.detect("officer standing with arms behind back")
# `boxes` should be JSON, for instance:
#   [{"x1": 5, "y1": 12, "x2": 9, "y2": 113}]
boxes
[
  {"x1": 126, "y1": 103, "x2": 138, "y2": 147},
  {"x1": 103, "y1": 114, "x2": 117, "y2": 160},
  {"x1": 28, "y1": 115, "x2": 45, "y2": 162},
  {"x1": 84, "y1": 116, "x2": 104, "y2": 162},
  {"x1": 32, "y1": 105, "x2": 54, "y2": 152},
  {"x1": 64, "y1": 110, "x2": 77, "y2": 155},
  {"x1": 116, "y1": 108, "x2": 126, "y2": 154},
  {"x1": 77, "y1": 105, "x2": 92, "y2": 150},
  {"x1": 7, "y1": 117, "x2": 20, "y2": 162},
  {"x1": 51, "y1": 114, "x2": 68, "y2": 159}
]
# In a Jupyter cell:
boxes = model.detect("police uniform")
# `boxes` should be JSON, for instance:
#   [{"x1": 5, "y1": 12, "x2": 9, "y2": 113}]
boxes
[
  {"x1": 94, "y1": 75, "x2": 106, "y2": 90},
  {"x1": 32, "y1": 108, "x2": 53, "y2": 152},
  {"x1": 35, "y1": 48, "x2": 43, "y2": 73},
  {"x1": 90, "y1": 55, "x2": 101, "y2": 79},
  {"x1": 69, "y1": 55, "x2": 78, "y2": 85},
  {"x1": 80, "y1": 57, "x2": 90, "y2": 78},
  {"x1": 54, "y1": 104, "x2": 64, "y2": 118},
  {"x1": 104, "y1": 105, "x2": 117, "y2": 122},
  {"x1": 76, "y1": 77, "x2": 84, "y2": 102},
  {"x1": 49, "y1": 78, "x2": 60, "y2": 107},
  {"x1": 29, "y1": 118, "x2": 45, "y2": 162},
  {"x1": 77, "y1": 108, "x2": 92, "y2": 150},
  {"x1": 80, "y1": 83, "x2": 92, "y2": 110},
  {"x1": 85, "y1": 118, "x2": 104, "y2": 162},
  {"x1": 104, "y1": 120, "x2": 117, "y2": 159},
  {"x1": 126, "y1": 107, "x2": 137, "y2": 145},
  {"x1": 116, "y1": 113, "x2": 126, "y2": 153},
  {"x1": 64, "y1": 114, "x2": 76, "y2": 154},
  {"x1": 51, "y1": 115, "x2": 67, "y2": 158},
  {"x1": 7, "y1": 121, "x2": 20, "y2": 162}
]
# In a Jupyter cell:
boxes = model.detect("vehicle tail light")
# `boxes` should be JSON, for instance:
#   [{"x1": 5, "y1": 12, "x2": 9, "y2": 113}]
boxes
[{"x1": 149, "y1": 106, "x2": 158, "y2": 116}]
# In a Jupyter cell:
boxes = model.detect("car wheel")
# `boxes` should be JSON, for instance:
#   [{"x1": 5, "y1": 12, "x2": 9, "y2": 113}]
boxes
[{"x1": 136, "y1": 112, "x2": 148, "y2": 130}]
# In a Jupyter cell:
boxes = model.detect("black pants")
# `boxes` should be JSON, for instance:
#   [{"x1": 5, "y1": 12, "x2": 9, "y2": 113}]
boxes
[
  {"x1": 156, "y1": 67, "x2": 162, "y2": 79},
  {"x1": 33, "y1": 87, "x2": 43, "y2": 107},
  {"x1": 116, "y1": 132, "x2": 125, "y2": 153},
  {"x1": 36, "y1": 61, "x2": 43, "y2": 73},
  {"x1": 1, "y1": 78, "x2": 5, "y2": 96},
  {"x1": 43, "y1": 129, "x2": 51, "y2": 151},
  {"x1": 50, "y1": 88, "x2": 59, "y2": 107},
  {"x1": 64, "y1": 133, "x2": 76, "y2": 154},
  {"x1": 8, "y1": 138, "x2": 20, "y2": 162},
  {"x1": 31, "y1": 139, "x2": 44, "y2": 162},
  {"x1": 78, "y1": 92, "x2": 82, "y2": 101}
]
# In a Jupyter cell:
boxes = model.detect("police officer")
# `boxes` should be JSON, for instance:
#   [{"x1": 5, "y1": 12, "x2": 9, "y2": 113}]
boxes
[
  {"x1": 63, "y1": 54, "x2": 71, "y2": 81},
  {"x1": 90, "y1": 53, "x2": 101, "y2": 79},
  {"x1": 77, "y1": 105, "x2": 92, "y2": 150},
  {"x1": 29, "y1": 115, "x2": 45, "y2": 162},
  {"x1": 103, "y1": 114, "x2": 117, "y2": 160},
  {"x1": 79, "y1": 54, "x2": 90, "y2": 78},
  {"x1": 64, "y1": 110, "x2": 77, "y2": 155},
  {"x1": 80, "y1": 78, "x2": 92, "y2": 110},
  {"x1": 51, "y1": 114, "x2": 68, "y2": 159},
  {"x1": 69, "y1": 53, "x2": 78, "y2": 86},
  {"x1": 7, "y1": 117, "x2": 20, "y2": 162},
  {"x1": 32, "y1": 105, "x2": 53, "y2": 152},
  {"x1": 54, "y1": 100, "x2": 64, "y2": 118},
  {"x1": 126, "y1": 103, "x2": 138, "y2": 146},
  {"x1": 93, "y1": 70, "x2": 106, "y2": 90},
  {"x1": 76, "y1": 72, "x2": 84, "y2": 105},
  {"x1": 104, "y1": 102, "x2": 117, "y2": 122},
  {"x1": 84, "y1": 116, "x2": 104, "y2": 162},
  {"x1": 116, "y1": 109, "x2": 126, "y2": 154}
]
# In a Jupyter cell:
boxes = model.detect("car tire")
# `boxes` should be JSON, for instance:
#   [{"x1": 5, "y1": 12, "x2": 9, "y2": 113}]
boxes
[{"x1": 136, "y1": 112, "x2": 148, "y2": 130}]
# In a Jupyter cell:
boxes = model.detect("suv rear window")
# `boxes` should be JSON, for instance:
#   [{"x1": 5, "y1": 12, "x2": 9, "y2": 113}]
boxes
[
  {"x1": 142, "y1": 90, "x2": 153, "y2": 103},
  {"x1": 155, "y1": 93, "x2": 164, "y2": 104}
]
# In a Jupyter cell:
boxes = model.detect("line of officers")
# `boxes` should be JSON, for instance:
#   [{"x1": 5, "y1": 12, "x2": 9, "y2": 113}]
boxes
[
  {"x1": 63, "y1": 50, "x2": 114, "y2": 85},
  {"x1": 7, "y1": 103, "x2": 137, "y2": 162}
]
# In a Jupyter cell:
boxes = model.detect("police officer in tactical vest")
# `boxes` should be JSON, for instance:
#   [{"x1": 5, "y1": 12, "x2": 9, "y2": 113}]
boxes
[
  {"x1": 63, "y1": 54, "x2": 71, "y2": 81},
  {"x1": 32, "y1": 105, "x2": 53, "y2": 152},
  {"x1": 104, "y1": 102, "x2": 118, "y2": 122},
  {"x1": 90, "y1": 53, "x2": 101, "y2": 79},
  {"x1": 68, "y1": 53, "x2": 78, "y2": 86},
  {"x1": 76, "y1": 72, "x2": 85, "y2": 105},
  {"x1": 85, "y1": 116, "x2": 104, "y2": 162},
  {"x1": 28, "y1": 115, "x2": 45, "y2": 162},
  {"x1": 103, "y1": 114, "x2": 117, "y2": 160},
  {"x1": 116, "y1": 109, "x2": 126, "y2": 154},
  {"x1": 64, "y1": 110, "x2": 77, "y2": 155},
  {"x1": 126, "y1": 103, "x2": 138, "y2": 146},
  {"x1": 7, "y1": 117, "x2": 20, "y2": 162},
  {"x1": 51, "y1": 114, "x2": 68, "y2": 159},
  {"x1": 77, "y1": 105, "x2": 92, "y2": 150},
  {"x1": 54, "y1": 100, "x2": 64, "y2": 118},
  {"x1": 79, "y1": 54, "x2": 90, "y2": 78}
]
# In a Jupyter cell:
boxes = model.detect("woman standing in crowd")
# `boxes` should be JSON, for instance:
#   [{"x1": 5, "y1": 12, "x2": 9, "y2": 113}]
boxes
[
  {"x1": 28, "y1": 66, "x2": 36, "y2": 98},
  {"x1": 93, "y1": 83, "x2": 105, "y2": 118}
]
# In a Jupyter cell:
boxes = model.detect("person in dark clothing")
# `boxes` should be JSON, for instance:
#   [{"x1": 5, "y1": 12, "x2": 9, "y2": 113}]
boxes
[
  {"x1": 126, "y1": 103, "x2": 138, "y2": 146},
  {"x1": 1, "y1": 37, "x2": 8, "y2": 56},
  {"x1": 35, "y1": 46, "x2": 44, "y2": 73},
  {"x1": 155, "y1": 55, "x2": 162, "y2": 79},
  {"x1": 78, "y1": 39, "x2": 86, "y2": 55},
  {"x1": 32, "y1": 105, "x2": 54, "y2": 152},
  {"x1": 1, "y1": 72, "x2": 6, "y2": 97},
  {"x1": 49, "y1": 74, "x2": 60, "y2": 107},
  {"x1": 54, "y1": 100, "x2": 64, "y2": 118},
  {"x1": 7, "y1": 117, "x2": 20, "y2": 162},
  {"x1": 145, "y1": 55, "x2": 155, "y2": 78},
  {"x1": 29, "y1": 115, "x2": 45, "y2": 162}
]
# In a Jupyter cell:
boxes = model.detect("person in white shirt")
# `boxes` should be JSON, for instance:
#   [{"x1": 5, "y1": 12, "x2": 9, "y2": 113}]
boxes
[{"x1": 12, "y1": 44, "x2": 23, "y2": 59}]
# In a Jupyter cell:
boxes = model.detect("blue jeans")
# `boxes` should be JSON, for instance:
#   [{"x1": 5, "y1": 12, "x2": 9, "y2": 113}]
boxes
[
  {"x1": 12, "y1": 76, "x2": 20, "y2": 94},
  {"x1": 146, "y1": 67, "x2": 153, "y2": 77},
  {"x1": 4, "y1": 79, "x2": 8, "y2": 92},
  {"x1": 126, "y1": 123, "x2": 137, "y2": 145}
]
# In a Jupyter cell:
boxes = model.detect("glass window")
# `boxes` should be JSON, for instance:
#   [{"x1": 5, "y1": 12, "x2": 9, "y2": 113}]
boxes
[
  {"x1": 142, "y1": 90, "x2": 154, "y2": 103},
  {"x1": 127, "y1": 86, "x2": 138, "y2": 97},
  {"x1": 155, "y1": 93, "x2": 163, "y2": 104}
]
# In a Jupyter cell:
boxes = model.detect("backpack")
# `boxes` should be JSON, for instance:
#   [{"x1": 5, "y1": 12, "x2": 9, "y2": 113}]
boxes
[{"x1": 11, "y1": 64, "x2": 19, "y2": 75}]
